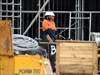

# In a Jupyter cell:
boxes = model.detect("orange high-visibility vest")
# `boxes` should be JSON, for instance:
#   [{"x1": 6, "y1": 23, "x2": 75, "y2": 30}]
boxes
[{"x1": 42, "y1": 19, "x2": 57, "y2": 31}]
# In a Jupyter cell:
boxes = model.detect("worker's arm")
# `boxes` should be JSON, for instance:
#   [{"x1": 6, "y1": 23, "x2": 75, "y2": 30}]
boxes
[{"x1": 42, "y1": 21, "x2": 50, "y2": 31}]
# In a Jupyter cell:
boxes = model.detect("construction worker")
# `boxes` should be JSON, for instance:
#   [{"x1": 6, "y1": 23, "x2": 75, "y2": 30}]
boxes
[{"x1": 41, "y1": 11, "x2": 57, "y2": 42}]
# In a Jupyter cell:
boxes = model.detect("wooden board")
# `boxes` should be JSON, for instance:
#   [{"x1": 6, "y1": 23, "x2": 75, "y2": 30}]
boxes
[
  {"x1": 44, "y1": 58, "x2": 53, "y2": 75},
  {"x1": 0, "y1": 20, "x2": 13, "y2": 56},
  {"x1": 56, "y1": 40, "x2": 98, "y2": 75}
]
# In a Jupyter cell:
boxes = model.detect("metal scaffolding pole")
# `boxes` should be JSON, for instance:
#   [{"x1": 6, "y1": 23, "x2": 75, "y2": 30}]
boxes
[
  {"x1": 23, "y1": 0, "x2": 50, "y2": 35},
  {"x1": 89, "y1": 12, "x2": 92, "y2": 41},
  {"x1": 75, "y1": 0, "x2": 83, "y2": 40},
  {"x1": 75, "y1": 0, "x2": 78, "y2": 40},
  {"x1": 20, "y1": 0, "x2": 22, "y2": 34},
  {"x1": 82, "y1": 0, "x2": 84, "y2": 40},
  {"x1": 0, "y1": 0, "x2": 2, "y2": 19},
  {"x1": 69, "y1": 12, "x2": 72, "y2": 39},
  {"x1": 12, "y1": 0, "x2": 14, "y2": 34},
  {"x1": 38, "y1": 0, "x2": 41, "y2": 38},
  {"x1": 6, "y1": 0, "x2": 8, "y2": 20},
  {"x1": 77, "y1": 0, "x2": 80, "y2": 40},
  {"x1": 1, "y1": 10, "x2": 100, "y2": 13}
]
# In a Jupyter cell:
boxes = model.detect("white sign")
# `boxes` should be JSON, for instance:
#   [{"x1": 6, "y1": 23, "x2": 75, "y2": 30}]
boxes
[{"x1": 50, "y1": 45, "x2": 56, "y2": 55}]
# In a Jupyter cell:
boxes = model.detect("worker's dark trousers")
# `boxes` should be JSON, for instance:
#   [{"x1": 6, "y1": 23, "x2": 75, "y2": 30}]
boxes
[{"x1": 42, "y1": 29, "x2": 56, "y2": 41}]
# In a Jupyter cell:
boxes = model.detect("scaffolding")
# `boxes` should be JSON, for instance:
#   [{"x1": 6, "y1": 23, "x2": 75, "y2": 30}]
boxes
[
  {"x1": 0, "y1": 0, "x2": 99, "y2": 40},
  {"x1": 0, "y1": 0, "x2": 22, "y2": 34}
]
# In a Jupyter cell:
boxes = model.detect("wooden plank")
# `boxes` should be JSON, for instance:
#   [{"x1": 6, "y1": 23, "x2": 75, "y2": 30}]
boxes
[
  {"x1": 44, "y1": 58, "x2": 53, "y2": 75},
  {"x1": 0, "y1": 20, "x2": 13, "y2": 56},
  {"x1": 60, "y1": 50, "x2": 92, "y2": 55},
  {"x1": 59, "y1": 42, "x2": 93, "y2": 47},
  {"x1": 60, "y1": 73, "x2": 92, "y2": 75},
  {"x1": 39, "y1": 42, "x2": 56, "y2": 44},
  {"x1": 60, "y1": 54, "x2": 93, "y2": 58},
  {"x1": 46, "y1": 35, "x2": 53, "y2": 43},
  {"x1": 60, "y1": 65, "x2": 93, "y2": 74},
  {"x1": 59, "y1": 47, "x2": 93, "y2": 51},
  {"x1": 56, "y1": 42, "x2": 60, "y2": 75},
  {"x1": 60, "y1": 61, "x2": 92, "y2": 65},
  {"x1": 60, "y1": 57, "x2": 93, "y2": 62},
  {"x1": 92, "y1": 43, "x2": 98, "y2": 75},
  {"x1": 56, "y1": 40, "x2": 95, "y2": 43}
]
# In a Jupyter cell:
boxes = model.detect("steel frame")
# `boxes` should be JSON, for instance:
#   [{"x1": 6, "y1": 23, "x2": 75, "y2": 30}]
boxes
[
  {"x1": 0, "y1": 0, "x2": 22, "y2": 34},
  {"x1": 0, "y1": 0, "x2": 99, "y2": 40}
]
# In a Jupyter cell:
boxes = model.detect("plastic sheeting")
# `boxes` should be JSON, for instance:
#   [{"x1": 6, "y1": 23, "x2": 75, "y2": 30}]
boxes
[{"x1": 12, "y1": 34, "x2": 47, "y2": 57}]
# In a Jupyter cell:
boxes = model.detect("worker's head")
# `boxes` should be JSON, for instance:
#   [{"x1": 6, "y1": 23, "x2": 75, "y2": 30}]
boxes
[{"x1": 45, "y1": 11, "x2": 55, "y2": 20}]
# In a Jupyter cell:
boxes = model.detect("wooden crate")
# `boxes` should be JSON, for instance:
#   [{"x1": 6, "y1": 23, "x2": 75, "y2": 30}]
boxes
[{"x1": 56, "y1": 40, "x2": 98, "y2": 75}]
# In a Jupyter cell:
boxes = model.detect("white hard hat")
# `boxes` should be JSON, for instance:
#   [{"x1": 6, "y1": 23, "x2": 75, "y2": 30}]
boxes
[{"x1": 45, "y1": 11, "x2": 55, "y2": 16}]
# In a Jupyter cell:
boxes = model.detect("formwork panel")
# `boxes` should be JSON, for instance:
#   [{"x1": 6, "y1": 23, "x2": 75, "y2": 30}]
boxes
[
  {"x1": 0, "y1": 54, "x2": 44, "y2": 75},
  {"x1": 14, "y1": 54, "x2": 44, "y2": 75},
  {"x1": 56, "y1": 40, "x2": 98, "y2": 75}
]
